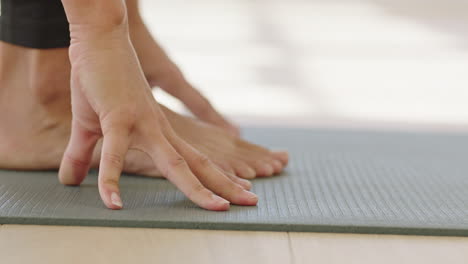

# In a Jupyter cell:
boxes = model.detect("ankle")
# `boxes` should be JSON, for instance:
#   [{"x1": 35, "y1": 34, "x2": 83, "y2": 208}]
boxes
[
  {"x1": 0, "y1": 43, "x2": 71, "y2": 117},
  {"x1": 28, "y1": 49, "x2": 72, "y2": 106}
]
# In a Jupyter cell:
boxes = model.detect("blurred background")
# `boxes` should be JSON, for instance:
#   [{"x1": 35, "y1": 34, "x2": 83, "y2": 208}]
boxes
[{"x1": 143, "y1": 0, "x2": 468, "y2": 130}]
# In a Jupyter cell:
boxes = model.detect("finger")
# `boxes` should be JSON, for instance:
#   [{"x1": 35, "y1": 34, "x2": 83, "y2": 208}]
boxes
[
  {"x1": 216, "y1": 164, "x2": 252, "y2": 190},
  {"x1": 186, "y1": 153, "x2": 257, "y2": 206},
  {"x1": 168, "y1": 135, "x2": 258, "y2": 206},
  {"x1": 162, "y1": 81, "x2": 240, "y2": 136},
  {"x1": 59, "y1": 121, "x2": 100, "y2": 186},
  {"x1": 150, "y1": 133, "x2": 230, "y2": 211},
  {"x1": 225, "y1": 171, "x2": 252, "y2": 191},
  {"x1": 97, "y1": 128, "x2": 130, "y2": 210}
]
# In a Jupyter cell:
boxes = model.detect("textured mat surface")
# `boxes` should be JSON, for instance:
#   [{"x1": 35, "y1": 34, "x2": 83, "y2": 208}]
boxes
[{"x1": 1, "y1": 127, "x2": 468, "y2": 236}]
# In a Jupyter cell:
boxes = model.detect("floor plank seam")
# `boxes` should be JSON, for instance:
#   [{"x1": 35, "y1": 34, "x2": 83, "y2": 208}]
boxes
[{"x1": 287, "y1": 232, "x2": 296, "y2": 264}]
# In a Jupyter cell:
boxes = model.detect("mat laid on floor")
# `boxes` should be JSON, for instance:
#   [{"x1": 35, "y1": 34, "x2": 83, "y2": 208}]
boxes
[{"x1": 1, "y1": 127, "x2": 468, "y2": 236}]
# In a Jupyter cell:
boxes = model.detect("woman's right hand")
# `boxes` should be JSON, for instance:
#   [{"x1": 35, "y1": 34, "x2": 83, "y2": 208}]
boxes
[{"x1": 58, "y1": 0, "x2": 258, "y2": 210}]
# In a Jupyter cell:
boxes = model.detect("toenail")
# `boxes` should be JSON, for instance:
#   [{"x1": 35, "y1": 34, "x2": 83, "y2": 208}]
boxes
[
  {"x1": 264, "y1": 164, "x2": 274, "y2": 175},
  {"x1": 274, "y1": 150, "x2": 289, "y2": 158},
  {"x1": 246, "y1": 167, "x2": 256, "y2": 178},
  {"x1": 273, "y1": 160, "x2": 282, "y2": 169}
]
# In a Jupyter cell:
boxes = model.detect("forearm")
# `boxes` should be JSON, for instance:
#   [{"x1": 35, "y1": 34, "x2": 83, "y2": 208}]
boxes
[
  {"x1": 126, "y1": 0, "x2": 143, "y2": 26},
  {"x1": 125, "y1": 0, "x2": 183, "y2": 87},
  {"x1": 123, "y1": 0, "x2": 239, "y2": 134}
]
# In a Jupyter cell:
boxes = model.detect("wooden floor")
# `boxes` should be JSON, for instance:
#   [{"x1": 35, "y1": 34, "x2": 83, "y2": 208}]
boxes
[{"x1": 1, "y1": 225, "x2": 467, "y2": 264}]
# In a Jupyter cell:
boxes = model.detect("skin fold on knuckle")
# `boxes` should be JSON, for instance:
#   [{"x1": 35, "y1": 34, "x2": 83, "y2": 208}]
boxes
[
  {"x1": 64, "y1": 153, "x2": 90, "y2": 169},
  {"x1": 192, "y1": 155, "x2": 213, "y2": 172},
  {"x1": 100, "y1": 177, "x2": 120, "y2": 190},
  {"x1": 165, "y1": 156, "x2": 188, "y2": 179},
  {"x1": 101, "y1": 108, "x2": 138, "y2": 134},
  {"x1": 102, "y1": 152, "x2": 124, "y2": 170}
]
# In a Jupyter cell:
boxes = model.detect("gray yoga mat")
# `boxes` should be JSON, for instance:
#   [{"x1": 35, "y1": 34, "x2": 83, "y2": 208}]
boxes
[{"x1": 1, "y1": 127, "x2": 468, "y2": 236}]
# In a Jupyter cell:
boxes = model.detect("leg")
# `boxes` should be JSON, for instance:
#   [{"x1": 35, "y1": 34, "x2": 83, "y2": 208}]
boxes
[
  {"x1": 0, "y1": 0, "x2": 288, "y2": 210},
  {"x1": 0, "y1": 0, "x2": 287, "y2": 179},
  {"x1": 0, "y1": 43, "x2": 72, "y2": 169}
]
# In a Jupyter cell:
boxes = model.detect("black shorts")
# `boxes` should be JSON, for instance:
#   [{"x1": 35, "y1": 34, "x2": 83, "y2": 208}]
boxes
[{"x1": 0, "y1": 0, "x2": 70, "y2": 49}]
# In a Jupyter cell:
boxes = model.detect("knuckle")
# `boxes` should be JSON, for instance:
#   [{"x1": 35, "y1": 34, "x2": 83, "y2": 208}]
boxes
[
  {"x1": 102, "y1": 152, "x2": 124, "y2": 169},
  {"x1": 193, "y1": 155, "x2": 212, "y2": 169},
  {"x1": 101, "y1": 108, "x2": 138, "y2": 134},
  {"x1": 167, "y1": 156, "x2": 188, "y2": 171},
  {"x1": 64, "y1": 153, "x2": 89, "y2": 169},
  {"x1": 101, "y1": 177, "x2": 119, "y2": 188}
]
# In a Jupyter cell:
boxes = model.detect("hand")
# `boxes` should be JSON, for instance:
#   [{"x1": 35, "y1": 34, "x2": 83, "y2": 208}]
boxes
[{"x1": 58, "y1": 2, "x2": 257, "y2": 210}]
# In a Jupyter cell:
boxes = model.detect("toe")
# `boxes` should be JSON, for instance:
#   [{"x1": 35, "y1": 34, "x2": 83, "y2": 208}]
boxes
[
  {"x1": 233, "y1": 162, "x2": 257, "y2": 179},
  {"x1": 271, "y1": 151, "x2": 289, "y2": 165},
  {"x1": 270, "y1": 159, "x2": 284, "y2": 174},
  {"x1": 217, "y1": 163, "x2": 236, "y2": 176},
  {"x1": 253, "y1": 161, "x2": 275, "y2": 177}
]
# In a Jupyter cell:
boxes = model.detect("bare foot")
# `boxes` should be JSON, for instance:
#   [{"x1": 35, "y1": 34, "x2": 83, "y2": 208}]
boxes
[
  {"x1": 0, "y1": 43, "x2": 72, "y2": 171},
  {"x1": 0, "y1": 0, "x2": 289, "y2": 210},
  {"x1": 0, "y1": 41, "x2": 287, "y2": 181},
  {"x1": 160, "y1": 106, "x2": 288, "y2": 179}
]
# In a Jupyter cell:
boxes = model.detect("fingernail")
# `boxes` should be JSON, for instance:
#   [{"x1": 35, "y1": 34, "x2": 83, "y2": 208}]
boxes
[
  {"x1": 111, "y1": 192, "x2": 123, "y2": 208},
  {"x1": 212, "y1": 194, "x2": 229, "y2": 205},
  {"x1": 244, "y1": 191, "x2": 258, "y2": 202}
]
